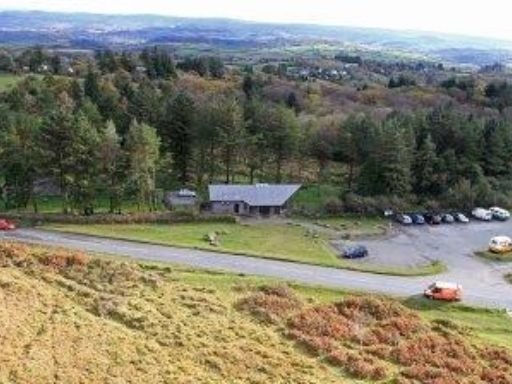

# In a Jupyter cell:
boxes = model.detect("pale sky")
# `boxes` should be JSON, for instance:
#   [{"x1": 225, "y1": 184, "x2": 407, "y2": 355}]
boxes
[{"x1": 1, "y1": 0, "x2": 512, "y2": 41}]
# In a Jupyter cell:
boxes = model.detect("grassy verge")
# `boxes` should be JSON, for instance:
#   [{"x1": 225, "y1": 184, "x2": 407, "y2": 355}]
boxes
[
  {"x1": 0, "y1": 73, "x2": 23, "y2": 91},
  {"x1": 308, "y1": 215, "x2": 389, "y2": 238},
  {"x1": 0, "y1": 243, "x2": 508, "y2": 383},
  {"x1": 475, "y1": 250, "x2": 512, "y2": 262},
  {"x1": 43, "y1": 222, "x2": 445, "y2": 276}
]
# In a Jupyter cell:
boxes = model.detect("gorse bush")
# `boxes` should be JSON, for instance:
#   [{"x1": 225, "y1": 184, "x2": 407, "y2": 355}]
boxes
[
  {"x1": 0, "y1": 242, "x2": 88, "y2": 270},
  {"x1": 239, "y1": 288, "x2": 512, "y2": 383}
]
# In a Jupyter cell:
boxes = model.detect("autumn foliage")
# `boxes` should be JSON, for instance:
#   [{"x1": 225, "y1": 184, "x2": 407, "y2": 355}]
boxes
[
  {"x1": 0, "y1": 241, "x2": 89, "y2": 271},
  {"x1": 240, "y1": 288, "x2": 512, "y2": 383}
]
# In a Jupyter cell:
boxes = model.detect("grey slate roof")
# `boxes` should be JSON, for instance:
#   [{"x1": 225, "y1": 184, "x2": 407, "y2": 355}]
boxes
[{"x1": 208, "y1": 184, "x2": 301, "y2": 206}]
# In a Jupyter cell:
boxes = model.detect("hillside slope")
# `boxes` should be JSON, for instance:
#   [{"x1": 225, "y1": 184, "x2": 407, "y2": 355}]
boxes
[{"x1": 1, "y1": 242, "x2": 512, "y2": 383}]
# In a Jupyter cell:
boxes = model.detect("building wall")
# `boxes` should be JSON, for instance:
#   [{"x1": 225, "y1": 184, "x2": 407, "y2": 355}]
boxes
[
  {"x1": 210, "y1": 201, "x2": 248, "y2": 215},
  {"x1": 211, "y1": 201, "x2": 284, "y2": 216}
]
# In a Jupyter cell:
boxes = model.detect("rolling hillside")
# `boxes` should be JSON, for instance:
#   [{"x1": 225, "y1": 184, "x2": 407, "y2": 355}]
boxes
[
  {"x1": 1, "y1": 10, "x2": 512, "y2": 65},
  {"x1": 1, "y1": 242, "x2": 512, "y2": 383}
]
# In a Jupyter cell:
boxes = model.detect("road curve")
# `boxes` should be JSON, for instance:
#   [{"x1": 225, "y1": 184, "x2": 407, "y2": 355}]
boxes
[{"x1": 2, "y1": 228, "x2": 512, "y2": 310}]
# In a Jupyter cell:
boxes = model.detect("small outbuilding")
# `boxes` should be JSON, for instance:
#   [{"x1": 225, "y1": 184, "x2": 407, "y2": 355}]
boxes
[
  {"x1": 163, "y1": 189, "x2": 198, "y2": 209},
  {"x1": 208, "y1": 183, "x2": 301, "y2": 216}
]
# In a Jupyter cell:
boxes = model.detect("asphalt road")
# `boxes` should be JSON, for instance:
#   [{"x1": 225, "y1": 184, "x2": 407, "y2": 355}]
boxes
[{"x1": 2, "y1": 227, "x2": 512, "y2": 309}]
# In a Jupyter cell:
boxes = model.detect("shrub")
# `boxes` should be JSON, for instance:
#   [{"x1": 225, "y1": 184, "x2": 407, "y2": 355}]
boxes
[
  {"x1": 0, "y1": 242, "x2": 33, "y2": 268},
  {"x1": 0, "y1": 212, "x2": 238, "y2": 225},
  {"x1": 239, "y1": 290, "x2": 512, "y2": 384},
  {"x1": 39, "y1": 249, "x2": 89, "y2": 271},
  {"x1": 237, "y1": 285, "x2": 303, "y2": 324}
]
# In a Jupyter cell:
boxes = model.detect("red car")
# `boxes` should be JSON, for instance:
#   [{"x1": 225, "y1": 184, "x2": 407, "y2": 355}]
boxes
[{"x1": 0, "y1": 219, "x2": 16, "y2": 230}]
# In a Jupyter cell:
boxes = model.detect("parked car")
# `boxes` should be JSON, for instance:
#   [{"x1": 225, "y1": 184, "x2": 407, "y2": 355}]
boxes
[
  {"x1": 453, "y1": 212, "x2": 470, "y2": 223},
  {"x1": 0, "y1": 219, "x2": 16, "y2": 231},
  {"x1": 472, "y1": 208, "x2": 493, "y2": 221},
  {"x1": 424, "y1": 213, "x2": 442, "y2": 225},
  {"x1": 489, "y1": 207, "x2": 510, "y2": 221},
  {"x1": 341, "y1": 245, "x2": 369, "y2": 259},
  {"x1": 395, "y1": 214, "x2": 412, "y2": 225},
  {"x1": 489, "y1": 236, "x2": 512, "y2": 253},
  {"x1": 410, "y1": 213, "x2": 425, "y2": 225},
  {"x1": 442, "y1": 213, "x2": 455, "y2": 224},
  {"x1": 424, "y1": 281, "x2": 462, "y2": 301}
]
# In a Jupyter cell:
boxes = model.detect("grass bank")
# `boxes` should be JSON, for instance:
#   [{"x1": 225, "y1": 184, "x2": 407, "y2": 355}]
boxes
[
  {"x1": 43, "y1": 222, "x2": 444, "y2": 276},
  {"x1": 0, "y1": 242, "x2": 509, "y2": 383},
  {"x1": 475, "y1": 250, "x2": 512, "y2": 262},
  {"x1": 0, "y1": 73, "x2": 24, "y2": 91}
]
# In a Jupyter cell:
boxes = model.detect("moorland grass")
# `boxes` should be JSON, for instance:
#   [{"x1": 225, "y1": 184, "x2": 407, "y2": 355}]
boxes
[{"x1": 0, "y1": 242, "x2": 509, "y2": 383}]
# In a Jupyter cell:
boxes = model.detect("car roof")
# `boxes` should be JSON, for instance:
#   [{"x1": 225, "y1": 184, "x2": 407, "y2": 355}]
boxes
[
  {"x1": 432, "y1": 281, "x2": 461, "y2": 289},
  {"x1": 491, "y1": 236, "x2": 512, "y2": 242}
]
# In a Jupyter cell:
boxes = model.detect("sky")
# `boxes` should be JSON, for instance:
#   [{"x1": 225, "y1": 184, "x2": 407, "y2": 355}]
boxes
[{"x1": 1, "y1": 0, "x2": 512, "y2": 41}]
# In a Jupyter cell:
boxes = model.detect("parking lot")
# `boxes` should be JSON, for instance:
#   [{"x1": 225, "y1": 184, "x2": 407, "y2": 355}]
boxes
[{"x1": 344, "y1": 218, "x2": 512, "y2": 272}]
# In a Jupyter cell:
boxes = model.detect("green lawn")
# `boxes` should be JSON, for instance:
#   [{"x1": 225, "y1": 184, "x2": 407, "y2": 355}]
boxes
[
  {"x1": 0, "y1": 73, "x2": 24, "y2": 91},
  {"x1": 403, "y1": 296, "x2": 512, "y2": 349},
  {"x1": 475, "y1": 250, "x2": 512, "y2": 262},
  {"x1": 45, "y1": 222, "x2": 341, "y2": 266},
  {"x1": 291, "y1": 184, "x2": 340, "y2": 212},
  {"x1": 44, "y1": 222, "x2": 444, "y2": 275}
]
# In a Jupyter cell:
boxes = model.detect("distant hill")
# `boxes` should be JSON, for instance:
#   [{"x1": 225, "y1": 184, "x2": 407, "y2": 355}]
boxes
[{"x1": 1, "y1": 10, "x2": 512, "y2": 65}]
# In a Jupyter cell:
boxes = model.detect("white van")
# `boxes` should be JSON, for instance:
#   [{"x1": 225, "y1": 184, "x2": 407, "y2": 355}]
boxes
[
  {"x1": 489, "y1": 207, "x2": 510, "y2": 221},
  {"x1": 489, "y1": 236, "x2": 512, "y2": 253},
  {"x1": 472, "y1": 208, "x2": 492, "y2": 221}
]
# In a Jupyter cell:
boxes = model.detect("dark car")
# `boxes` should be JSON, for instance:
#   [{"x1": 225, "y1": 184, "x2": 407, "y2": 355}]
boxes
[
  {"x1": 395, "y1": 214, "x2": 413, "y2": 225},
  {"x1": 442, "y1": 213, "x2": 455, "y2": 224},
  {"x1": 341, "y1": 245, "x2": 369, "y2": 259},
  {"x1": 424, "y1": 213, "x2": 442, "y2": 225},
  {"x1": 410, "y1": 213, "x2": 425, "y2": 225}
]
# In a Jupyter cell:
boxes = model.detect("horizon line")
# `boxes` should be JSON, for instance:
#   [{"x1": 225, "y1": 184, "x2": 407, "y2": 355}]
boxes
[{"x1": 1, "y1": 8, "x2": 512, "y2": 45}]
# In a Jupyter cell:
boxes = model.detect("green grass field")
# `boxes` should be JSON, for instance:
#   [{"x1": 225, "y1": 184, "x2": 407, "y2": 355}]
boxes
[
  {"x1": 45, "y1": 222, "x2": 341, "y2": 266},
  {"x1": 0, "y1": 73, "x2": 24, "y2": 91},
  {"x1": 291, "y1": 184, "x2": 340, "y2": 212},
  {"x1": 44, "y1": 222, "x2": 444, "y2": 276}
]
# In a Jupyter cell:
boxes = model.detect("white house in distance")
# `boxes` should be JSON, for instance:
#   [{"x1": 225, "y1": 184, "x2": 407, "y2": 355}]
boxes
[{"x1": 208, "y1": 184, "x2": 301, "y2": 216}]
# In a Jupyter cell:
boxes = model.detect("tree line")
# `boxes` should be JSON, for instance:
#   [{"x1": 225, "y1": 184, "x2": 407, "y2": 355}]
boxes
[{"x1": 3, "y1": 49, "x2": 512, "y2": 214}]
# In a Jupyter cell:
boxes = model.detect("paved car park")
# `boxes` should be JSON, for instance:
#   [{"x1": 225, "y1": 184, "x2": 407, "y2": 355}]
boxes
[{"x1": 351, "y1": 219, "x2": 512, "y2": 270}]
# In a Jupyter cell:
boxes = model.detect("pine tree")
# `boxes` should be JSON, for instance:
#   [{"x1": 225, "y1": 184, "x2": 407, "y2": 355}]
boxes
[
  {"x1": 126, "y1": 120, "x2": 160, "y2": 211},
  {"x1": 162, "y1": 93, "x2": 196, "y2": 184},
  {"x1": 413, "y1": 134, "x2": 438, "y2": 195}
]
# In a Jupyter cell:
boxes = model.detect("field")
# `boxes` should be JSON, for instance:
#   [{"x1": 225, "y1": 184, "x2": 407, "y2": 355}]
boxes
[
  {"x1": 44, "y1": 222, "x2": 341, "y2": 266},
  {"x1": 0, "y1": 73, "x2": 24, "y2": 91},
  {"x1": 43, "y1": 222, "x2": 444, "y2": 275},
  {"x1": 0, "y1": 242, "x2": 511, "y2": 383}
]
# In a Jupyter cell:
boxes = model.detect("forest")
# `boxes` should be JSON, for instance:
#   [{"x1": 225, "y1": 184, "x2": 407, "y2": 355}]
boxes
[{"x1": 2, "y1": 46, "x2": 512, "y2": 215}]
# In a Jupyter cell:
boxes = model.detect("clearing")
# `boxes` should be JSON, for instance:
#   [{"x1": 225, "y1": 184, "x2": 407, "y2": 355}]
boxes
[
  {"x1": 0, "y1": 242, "x2": 511, "y2": 383},
  {"x1": 0, "y1": 73, "x2": 24, "y2": 91}
]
